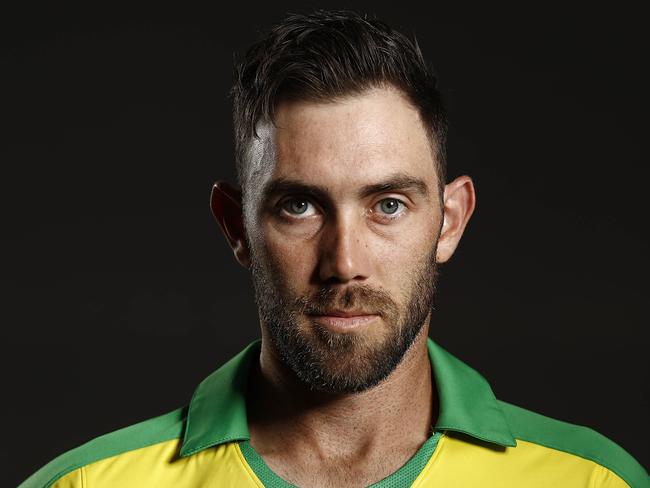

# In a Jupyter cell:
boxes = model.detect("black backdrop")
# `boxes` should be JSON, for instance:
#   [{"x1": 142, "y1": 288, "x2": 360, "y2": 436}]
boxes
[{"x1": 2, "y1": 2, "x2": 648, "y2": 486}]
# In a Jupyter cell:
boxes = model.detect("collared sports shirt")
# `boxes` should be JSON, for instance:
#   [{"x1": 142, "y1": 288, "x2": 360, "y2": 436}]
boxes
[{"x1": 20, "y1": 339, "x2": 648, "y2": 487}]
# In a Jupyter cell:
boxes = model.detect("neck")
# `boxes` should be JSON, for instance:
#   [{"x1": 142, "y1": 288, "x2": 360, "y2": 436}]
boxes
[{"x1": 246, "y1": 324, "x2": 436, "y2": 459}]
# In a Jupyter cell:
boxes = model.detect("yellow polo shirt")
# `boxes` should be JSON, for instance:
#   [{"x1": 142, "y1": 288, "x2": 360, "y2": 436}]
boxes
[{"x1": 20, "y1": 339, "x2": 648, "y2": 487}]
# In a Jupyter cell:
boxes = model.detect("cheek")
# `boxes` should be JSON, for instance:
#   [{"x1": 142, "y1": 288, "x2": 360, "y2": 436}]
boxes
[
  {"x1": 259, "y1": 222, "x2": 318, "y2": 284},
  {"x1": 372, "y1": 227, "x2": 436, "y2": 297}
]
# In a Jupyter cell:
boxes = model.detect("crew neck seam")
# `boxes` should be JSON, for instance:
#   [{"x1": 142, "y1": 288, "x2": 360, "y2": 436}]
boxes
[{"x1": 238, "y1": 431, "x2": 442, "y2": 488}]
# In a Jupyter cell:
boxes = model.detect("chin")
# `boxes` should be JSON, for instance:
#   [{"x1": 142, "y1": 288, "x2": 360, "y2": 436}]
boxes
[{"x1": 289, "y1": 328, "x2": 406, "y2": 394}]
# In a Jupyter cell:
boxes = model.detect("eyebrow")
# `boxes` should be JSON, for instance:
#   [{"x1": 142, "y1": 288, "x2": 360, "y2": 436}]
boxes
[{"x1": 261, "y1": 172, "x2": 430, "y2": 203}]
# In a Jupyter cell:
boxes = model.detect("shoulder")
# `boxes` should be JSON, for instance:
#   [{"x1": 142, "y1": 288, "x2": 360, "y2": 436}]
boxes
[
  {"x1": 498, "y1": 400, "x2": 648, "y2": 488},
  {"x1": 19, "y1": 406, "x2": 187, "y2": 488}
]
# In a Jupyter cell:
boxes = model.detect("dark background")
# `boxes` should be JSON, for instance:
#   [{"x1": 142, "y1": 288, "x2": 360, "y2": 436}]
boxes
[{"x1": 2, "y1": 2, "x2": 648, "y2": 486}]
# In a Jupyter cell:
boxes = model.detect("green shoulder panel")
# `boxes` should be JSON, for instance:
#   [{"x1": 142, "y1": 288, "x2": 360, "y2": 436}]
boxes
[
  {"x1": 498, "y1": 400, "x2": 649, "y2": 488},
  {"x1": 18, "y1": 406, "x2": 187, "y2": 488}
]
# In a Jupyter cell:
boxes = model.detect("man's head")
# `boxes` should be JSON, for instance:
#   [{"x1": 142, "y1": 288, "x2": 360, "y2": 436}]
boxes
[{"x1": 211, "y1": 10, "x2": 475, "y2": 394}]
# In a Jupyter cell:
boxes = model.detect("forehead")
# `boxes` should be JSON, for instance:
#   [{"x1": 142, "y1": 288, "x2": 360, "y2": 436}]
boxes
[{"x1": 249, "y1": 86, "x2": 437, "y2": 198}]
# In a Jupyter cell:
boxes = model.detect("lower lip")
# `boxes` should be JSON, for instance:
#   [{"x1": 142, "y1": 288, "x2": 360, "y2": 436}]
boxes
[{"x1": 309, "y1": 314, "x2": 380, "y2": 331}]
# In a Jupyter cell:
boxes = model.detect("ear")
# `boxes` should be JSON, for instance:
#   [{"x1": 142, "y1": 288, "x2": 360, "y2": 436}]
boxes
[
  {"x1": 210, "y1": 181, "x2": 251, "y2": 269},
  {"x1": 435, "y1": 175, "x2": 476, "y2": 263}
]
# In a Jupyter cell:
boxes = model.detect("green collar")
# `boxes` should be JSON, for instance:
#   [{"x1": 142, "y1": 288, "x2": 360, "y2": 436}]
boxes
[{"x1": 179, "y1": 338, "x2": 516, "y2": 457}]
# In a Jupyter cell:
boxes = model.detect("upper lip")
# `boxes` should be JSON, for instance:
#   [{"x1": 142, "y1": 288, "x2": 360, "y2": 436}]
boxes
[{"x1": 311, "y1": 310, "x2": 377, "y2": 318}]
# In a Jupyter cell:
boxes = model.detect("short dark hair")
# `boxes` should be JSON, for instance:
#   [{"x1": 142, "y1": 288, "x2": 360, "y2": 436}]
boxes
[{"x1": 231, "y1": 9, "x2": 447, "y2": 198}]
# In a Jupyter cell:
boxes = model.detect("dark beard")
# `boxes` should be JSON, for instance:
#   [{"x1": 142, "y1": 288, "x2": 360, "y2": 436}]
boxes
[{"x1": 250, "y1": 245, "x2": 438, "y2": 394}]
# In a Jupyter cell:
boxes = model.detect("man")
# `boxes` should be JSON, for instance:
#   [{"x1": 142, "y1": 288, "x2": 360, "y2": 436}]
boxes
[{"x1": 20, "y1": 9, "x2": 647, "y2": 488}]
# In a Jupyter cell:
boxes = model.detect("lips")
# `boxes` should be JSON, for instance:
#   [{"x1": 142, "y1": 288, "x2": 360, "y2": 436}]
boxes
[
  {"x1": 308, "y1": 311, "x2": 380, "y2": 330},
  {"x1": 312, "y1": 310, "x2": 377, "y2": 318}
]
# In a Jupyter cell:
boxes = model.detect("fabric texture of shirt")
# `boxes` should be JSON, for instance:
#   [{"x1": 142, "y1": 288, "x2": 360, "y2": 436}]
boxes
[{"x1": 20, "y1": 338, "x2": 649, "y2": 487}]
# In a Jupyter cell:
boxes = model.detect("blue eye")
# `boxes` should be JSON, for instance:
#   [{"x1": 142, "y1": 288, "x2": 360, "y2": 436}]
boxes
[
  {"x1": 287, "y1": 199, "x2": 309, "y2": 214},
  {"x1": 280, "y1": 197, "x2": 316, "y2": 217},
  {"x1": 378, "y1": 198, "x2": 402, "y2": 214}
]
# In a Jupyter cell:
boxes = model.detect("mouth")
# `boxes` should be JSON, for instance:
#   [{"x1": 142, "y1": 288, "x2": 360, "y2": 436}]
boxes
[{"x1": 307, "y1": 311, "x2": 380, "y2": 331}]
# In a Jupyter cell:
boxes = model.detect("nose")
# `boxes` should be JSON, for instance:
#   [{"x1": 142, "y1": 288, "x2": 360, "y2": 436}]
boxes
[{"x1": 318, "y1": 211, "x2": 371, "y2": 284}]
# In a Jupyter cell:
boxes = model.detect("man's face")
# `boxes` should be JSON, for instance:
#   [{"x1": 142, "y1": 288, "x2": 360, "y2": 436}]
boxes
[{"x1": 245, "y1": 86, "x2": 443, "y2": 393}]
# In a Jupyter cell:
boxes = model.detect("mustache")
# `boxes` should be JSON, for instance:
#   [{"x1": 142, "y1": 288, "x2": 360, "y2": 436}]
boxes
[{"x1": 293, "y1": 284, "x2": 399, "y2": 318}]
